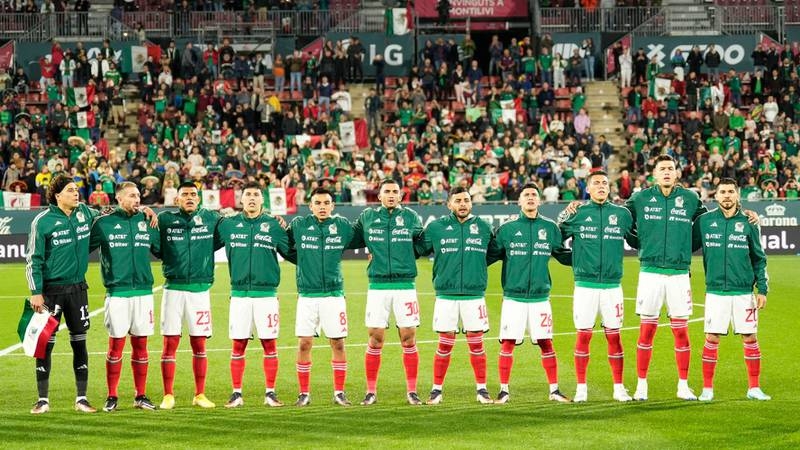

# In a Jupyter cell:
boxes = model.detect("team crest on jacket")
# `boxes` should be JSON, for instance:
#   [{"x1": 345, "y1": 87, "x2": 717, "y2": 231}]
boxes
[
  {"x1": 735, "y1": 222, "x2": 744, "y2": 233},
  {"x1": 138, "y1": 221, "x2": 147, "y2": 232},
  {"x1": 469, "y1": 223, "x2": 479, "y2": 234},
  {"x1": 538, "y1": 229, "x2": 547, "y2": 240},
  {"x1": 675, "y1": 196, "x2": 684, "y2": 208},
  {"x1": 260, "y1": 222, "x2": 270, "y2": 233},
  {"x1": 76, "y1": 211, "x2": 85, "y2": 223},
  {"x1": 395, "y1": 215, "x2": 404, "y2": 227},
  {"x1": 608, "y1": 214, "x2": 618, "y2": 225},
  {"x1": 193, "y1": 215, "x2": 203, "y2": 226},
  {"x1": 329, "y1": 223, "x2": 338, "y2": 235}
]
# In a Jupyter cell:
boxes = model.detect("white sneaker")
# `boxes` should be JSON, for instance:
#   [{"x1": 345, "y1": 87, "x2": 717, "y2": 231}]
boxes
[
  {"x1": 676, "y1": 384, "x2": 698, "y2": 401},
  {"x1": 612, "y1": 386, "x2": 632, "y2": 402},
  {"x1": 699, "y1": 388, "x2": 714, "y2": 402},
  {"x1": 746, "y1": 387, "x2": 771, "y2": 401},
  {"x1": 633, "y1": 379, "x2": 648, "y2": 401},
  {"x1": 573, "y1": 385, "x2": 588, "y2": 403}
]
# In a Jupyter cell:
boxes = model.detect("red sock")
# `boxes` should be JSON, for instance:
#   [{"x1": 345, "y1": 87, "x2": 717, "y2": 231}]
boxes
[
  {"x1": 261, "y1": 339, "x2": 278, "y2": 390},
  {"x1": 130, "y1": 336, "x2": 149, "y2": 397},
  {"x1": 466, "y1": 332, "x2": 487, "y2": 385},
  {"x1": 364, "y1": 345, "x2": 382, "y2": 394},
  {"x1": 671, "y1": 318, "x2": 690, "y2": 380},
  {"x1": 498, "y1": 340, "x2": 516, "y2": 385},
  {"x1": 402, "y1": 344, "x2": 419, "y2": 393},
  {"x1": 106, "y1": 337, "x2": 126, "y2": 397},
  {"x1": 637, "y1": 318, "x2": 659, "y2": 379},
  {"x1": 744, "y1": 340, "x2": 761, "y2": 388},
  {"x1": 230, "y1": 339, "x2": 248, "y2": 390},
  {"x1": 161, "y1": 335, "x2": 180, "y2": 395},
  {"x1": 332, "y1": 360, "x2": 347, "y2": 392},
  {"x1": 605, "y1": 328, "x2": 624, "y2": 384},
  {"x1": 190, "y1": 336, "x2": 208, "y2": 395},
  {"x1": 702, "y1": 338, "x2": 719, "y2": 389},
  {"x1": 432, "y1": 333, "x2": 455, "y2": 386},
  {"x1": 296, "y1": 361, "x2": 311, "y2": 394},
  {"x1": 574, "y1": 330, "x2": 593, "y2": 384},
  {"x1": 538, "y1": 339, "x2": 558, "y2": 384}
]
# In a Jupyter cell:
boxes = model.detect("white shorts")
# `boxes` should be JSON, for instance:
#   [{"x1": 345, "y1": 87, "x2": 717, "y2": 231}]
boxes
[
  {"x1": 229, "y1": 296, "x2": 280, "y2": 340},
  {"x1": 498, "y1": 299, "x2": 553, "y2": 343},
  {"x1": 432, "y1": 297, "x2": 489, "y2": 333},
  {"x1": 704, "y1": 293, "x2": 758, "y2": 335},
  {"x1": 295, "y1": 296, "x2": 348, "y2": 339},
  {"x1": 635, "y1": 271, "x2": 693, "y2": 318},
  {"x1": 365, "y1": 289, "x2": 420, "y2": 329},
  {"x1": 104, "y1": 295, "x2": 155, "y2": 338},
  {"x1": 573, "y1": 286, "x2": 624, "y2": 330},
  {"x1": 160, "y1": 289, "x2": 213, "y2": 337}
]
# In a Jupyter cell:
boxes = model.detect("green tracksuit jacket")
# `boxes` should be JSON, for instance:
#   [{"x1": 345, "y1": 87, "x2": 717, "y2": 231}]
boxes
[
  {"x1": 26, "y1": 203, "x2": 98, "y2": 295},
  {"x1": 157, "y1": 208, "x2": 221, "y2": 291},
  {"x1": 89, "y1": 208, "x2": 160, "y2": 296},
  {"x1": 285, "y1": 214, "x2": 355, "y2": 296},
  {"x1": 692, "y1": 208, "x2": 768, "y2": 295},
  {"x1": 415, "y1": 214, "x2": 497, "y2": 298},
  {"x1": 559, "y1": 201, "x2": 635, "y2": 287},
  {"x1": 215, "y1": 212, "x2": 289, "y2": 297},
  {"x1": 491, "y1": 213, "x2": 570, "y2": 301},
  {"x1": 350, "y1": 205, "x2": 423, "y2": 287},
  {"x1": 625, "y1": 185, "x2": 706, "y2": 273}
]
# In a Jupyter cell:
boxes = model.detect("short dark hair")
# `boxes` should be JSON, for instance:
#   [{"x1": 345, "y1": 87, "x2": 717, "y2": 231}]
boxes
[
  {"x1": 310, "y1": 187, "x2": 333, "y2": 199},
  {"x1": 520, "y1": 183, "x2": 540, "y2": 195},
  {"x1": 718, "y1": 177, "x2": 738, "y2": 188},
  {"x1": 48, "y1": 175, "x2": 74, "y2": 205},
  {"x1": 115, "y1": 181, "x2": 138, "y2": 195},
  {"x1": 243, "y1": 181, "x2": 262, "y2": 191},
  {"x1": 178, "y1": 181, "x2": 198, "y2": 192},
  {"x1": 448, "y1": 186, "x2": 470, "y2": 198},
  {"x1": 654, "y1": 154, "x2": 676, "y2": 166},
  {"x1": 587, "y1": 170, "x2": 609, "y2": 183},
  {"x1": 378, "y1": 178, "x2": 401, "y2": 189}
]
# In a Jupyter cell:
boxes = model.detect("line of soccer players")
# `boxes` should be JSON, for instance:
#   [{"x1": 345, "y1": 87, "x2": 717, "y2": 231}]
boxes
[{"x1": 25, "y1": 154, "x2": 770, "y2": 413}]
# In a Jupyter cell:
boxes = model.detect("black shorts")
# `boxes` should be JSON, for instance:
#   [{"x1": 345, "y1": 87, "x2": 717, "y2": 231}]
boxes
[{"x1": 43, "y1": 282, "x2": 90, "y2": 334}]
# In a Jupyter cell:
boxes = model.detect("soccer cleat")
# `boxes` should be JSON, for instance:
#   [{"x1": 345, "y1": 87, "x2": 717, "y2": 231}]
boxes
[
  {"x1": 30, "y1": 400, "x2": 49, "y2": 415},
  {"x1": 134, "y1": 395, "x2": 156, "y2": 410},
  {"x1": 406, "y1": 392, "x2": 422, "y2": 405},
  {"x1": 495, "y1": 390, "x2": 510, "y2": 404},
  {"x1": 295, "y1": 393, "x2": 311, "y2": 407},
  {"x1": 612, "y1": 387, "x2": 633, "y2": 403},
  {"x1": 160, "y1": 394, "x2": 175, "y2": 410},
  {"x1": 476, "y1": 388, "x2": 494, "y2": 404},
  {"x1": 699, "y1": 388, "x2": 714, "y2": 402},
  {"x1": 103, "y1": 396, "x2": 118, "y2": 412},
  {"x1": 633, "y1": 380, "x2": 648, "y2": 401},
  {"x1": 333, "y1": 392, "x2": 352, "y2": 406},
  {"x1": 74, "y1": 398, "x2": 97, "y2": 413},
  {"x1": 746, "y1": 388, "x2": 771, "y2": 401},
  {"x1": 224, "y1": 392, "x2": 244, "y2": 409},
  {"x1": 427, "y1": 389, "x2": 443, "y2": 405},
  {"x1": 192, "y1": 393, "x2": 216, "y2": 408},
  {"x1": 548, "y1": 389, "x2": 571, "y2": 403},
  {"x1": 264, "y1": 391, "x2": 284, "y2": 407},
  {"x1": 574, "y1": 386, "x2": 588, "y2": 403},
  {"x1": 360, "y1": 393, "x2": 377, "y2": 406},
  {"x1": 676, "y1": 385, "x2": 698, "y2": 401}
]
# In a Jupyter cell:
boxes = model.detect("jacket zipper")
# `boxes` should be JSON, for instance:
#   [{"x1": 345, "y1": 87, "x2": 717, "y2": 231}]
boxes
[
  {"x1": 248, "y1": 220, "x2": 254, "y2": 290},
  {"x1": 459, "y1": 220, "x2": 464, "y2": 291},
  {"x1": 528, "y1": 220, "x2": 533, "y2": 297},
  {"x1": 598, "y1": 204, "x2": 604, "y2": 283},
  {"x1": 662, "y1": 193, "x2": 668, "y2": 266},
  {"x1": 186, "y1": 214, "x2": 192, "y2": 284},
  {"x1": 386, "y1": 210, "x2": 392, "y2": 280},
  {"x1": 320, "y1": 221, "x2": 326, "y2": 292},
  {"x1": 129, "y1": 215, "x2": 137, "y2": 286},
  {"x1": 723, "y1": 217, "x2": 728, "y2": 291}
]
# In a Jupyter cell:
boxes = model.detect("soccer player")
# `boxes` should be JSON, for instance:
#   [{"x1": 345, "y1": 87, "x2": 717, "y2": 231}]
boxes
[
  {"x1": 490, "y1": 183, "x2": 571, "y2": 404},
  {"x1": 215, "y1": 182, "x2": 290, "y2": 408},
  {"x1": 156, "y1": 181, "x2": 222, "y2": 409},
  {"x1": 26, "y1": 175, "x2": 99, "y2": 414},
  {"x1": 625, "y1": 155, "x2": 705, "y2": 401},
  {"x1": 692, "y1": 178, "x2": 770, "y2": 401},
  {"x1": 89, "y1": 182, "x2": 160, "y2": 412},
  {"x1": 350, "y1": 179, "x2": 425, "y2": 406},
  {"x1": 558, "y1": 172, "x2": 635, "y2": 402},
  {"x1": 415, "y1": 187, "x2": 498, "y2": 405},
  {"x1": 284, "y1": 187, "x2": 356, "y2": 406}
]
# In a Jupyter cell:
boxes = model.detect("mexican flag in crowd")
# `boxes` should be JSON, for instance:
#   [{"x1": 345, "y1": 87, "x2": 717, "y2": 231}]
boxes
[
  {"x1": 122, "y1": 43, "x2": 163, "y2": 74},
  {"x1": 385, "y1": 6, "x2": 412, "y2": 36},
  {"x1": 17, "y1": 300, "x2": 59, "y2": 359},
  {"x1": 0, "y1": 192, "x2": 41, "y2": 210},
  {"x1": 64, "y1": 85, "x2": 95, "y2": 108}
]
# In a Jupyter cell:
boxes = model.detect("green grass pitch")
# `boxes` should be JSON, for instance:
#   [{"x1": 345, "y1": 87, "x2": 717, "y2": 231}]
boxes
[{"x1": 0, "y1": 257, "x2": 798, "y2": 449}]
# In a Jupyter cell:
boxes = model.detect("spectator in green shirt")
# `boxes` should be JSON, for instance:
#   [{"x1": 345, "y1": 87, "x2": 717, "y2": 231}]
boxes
[
  {"x1": 665, "y1": 86, "x2": 681, "y2": 124},
  {"x1": 726, "y1": 69, "x2": 742, "y2": 107}
]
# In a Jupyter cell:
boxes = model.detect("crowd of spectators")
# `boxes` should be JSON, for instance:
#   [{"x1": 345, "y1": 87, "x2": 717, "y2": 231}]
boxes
[{"x1": 0, "y1": 27, "x2": 798, "y2": 211}]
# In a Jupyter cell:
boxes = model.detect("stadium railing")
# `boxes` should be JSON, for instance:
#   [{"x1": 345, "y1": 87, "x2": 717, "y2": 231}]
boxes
[{"x1": 0, "y1": 12, "x2": 135, "y2": 42}]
